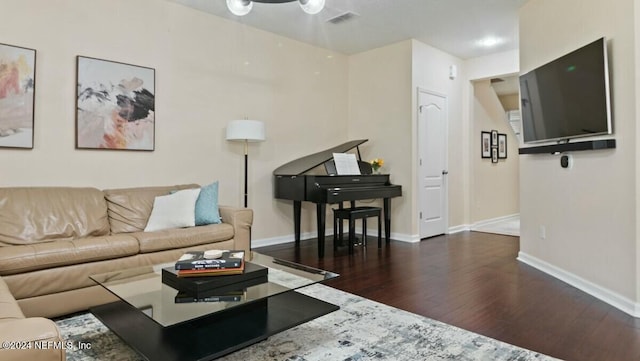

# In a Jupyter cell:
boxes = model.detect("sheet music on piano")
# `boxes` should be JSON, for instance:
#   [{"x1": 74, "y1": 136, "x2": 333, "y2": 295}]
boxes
[{"x1": 332, "y1": 153, "x2": 361, "y2": 175}]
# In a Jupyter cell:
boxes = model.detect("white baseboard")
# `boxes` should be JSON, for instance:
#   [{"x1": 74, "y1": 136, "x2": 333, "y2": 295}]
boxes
[
  {"x1": 388, "y1": 232, "x2": 420, "y2": 243},
  {"x1": 336, "y1": 225, "x2": 418, "y2": 243},
  {"x1": 448, "y1": 224, "x2": 471, "y2": 234},
  {"x1": 517, "y1": 252, "x2": 640, "y2": 318},
  {"x1": 251, "y1": 235, "x2": 295, "y2": 248},
  {"x1": 470, "y1": 213, "x2": 519, "y2": 230},
  {"x1": 252, "y1": 229, "x2": 334, "y2": 248},
  {"x1": 446, "y1": 215, "x2": 520, "y2": 235},
  {"x1": 251, "y1": 229, "x2": 418, "y2": 248}
]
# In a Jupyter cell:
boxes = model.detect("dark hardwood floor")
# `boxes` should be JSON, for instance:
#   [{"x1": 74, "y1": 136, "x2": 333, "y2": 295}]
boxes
[{"x1": 255, "y1": 231, "x2": 640, "y2": 361}]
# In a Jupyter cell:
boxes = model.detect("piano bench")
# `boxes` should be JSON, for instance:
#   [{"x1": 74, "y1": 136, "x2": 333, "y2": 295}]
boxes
[{"x1": 333, "y1": 206, "x2": 382, "y2": 254}]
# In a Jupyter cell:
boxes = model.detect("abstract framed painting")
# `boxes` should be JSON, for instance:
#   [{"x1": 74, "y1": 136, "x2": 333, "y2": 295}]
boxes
[
  {"x1": 0, "y1": 43, "x2": 36, "y2": 149},
  {"x1": 76, "y1": 56, "x2": 155, "y2": 151}
]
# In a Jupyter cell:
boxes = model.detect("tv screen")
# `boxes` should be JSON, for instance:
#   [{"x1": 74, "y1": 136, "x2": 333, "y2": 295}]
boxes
[{"x1": 519, "y1": 37, "x2": 612, "y2": 144}]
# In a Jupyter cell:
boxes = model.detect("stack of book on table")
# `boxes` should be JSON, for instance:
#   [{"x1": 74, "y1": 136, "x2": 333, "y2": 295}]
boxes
[
  {"x1": 174, "y1": 250, "x2": 245, "y2": 277},
  {"x1": 161, "y1": 250, "x2": 268, "y2": 303}
]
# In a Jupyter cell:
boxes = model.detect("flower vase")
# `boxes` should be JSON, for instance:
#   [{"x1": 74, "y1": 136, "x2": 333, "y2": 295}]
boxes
[{"x1": 370, "y1": 158, "x2": 384, "y2": 175}]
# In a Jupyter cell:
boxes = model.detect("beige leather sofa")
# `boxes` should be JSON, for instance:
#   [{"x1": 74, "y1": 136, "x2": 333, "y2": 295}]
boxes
[
  {"x1": 0, "y1": 184, "x2": 252, "y2": 361},
  {"x1": 0, "y1": 277, "x2": 64, "y2": 361}
]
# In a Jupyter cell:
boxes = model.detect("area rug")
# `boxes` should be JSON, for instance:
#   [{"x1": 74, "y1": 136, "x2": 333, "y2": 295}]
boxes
[{"x1": 56, "y1": 284, "x2": 558, "y2": 361}]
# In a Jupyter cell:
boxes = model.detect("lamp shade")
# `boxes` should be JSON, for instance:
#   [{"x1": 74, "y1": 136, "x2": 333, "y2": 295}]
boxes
[{"x1": 226, "y1": 120, "x2": 266, "y2": 142}]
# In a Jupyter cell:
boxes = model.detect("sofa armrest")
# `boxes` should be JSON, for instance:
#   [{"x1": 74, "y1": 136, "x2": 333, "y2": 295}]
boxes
[
  {"x1": 219, "y1": 206, "x2": 253, "y2": 256},
  {"x1": 0, "y1": 317, "x2": 65, "y2": 361}
]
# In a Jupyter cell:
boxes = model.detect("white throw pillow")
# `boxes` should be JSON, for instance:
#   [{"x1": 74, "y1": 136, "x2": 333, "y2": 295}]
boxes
[{"x1": 144, "y1": 188, "x2": 201, "y2": 232}]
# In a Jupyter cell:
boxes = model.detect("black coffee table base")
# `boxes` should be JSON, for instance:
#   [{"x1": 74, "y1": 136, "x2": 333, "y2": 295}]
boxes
[{"x1": 91, "y1": 291, "x2": 339, "y2": 361}]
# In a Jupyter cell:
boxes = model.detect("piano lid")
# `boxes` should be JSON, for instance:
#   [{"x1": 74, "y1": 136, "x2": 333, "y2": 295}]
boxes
[{"x1": 273, "y1": 139, "x2": 368, "y2": 176}]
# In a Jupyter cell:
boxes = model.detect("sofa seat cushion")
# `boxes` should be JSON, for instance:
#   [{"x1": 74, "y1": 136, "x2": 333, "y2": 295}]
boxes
[
  {"x1": 0, "y1": 187, "x2": 110, "y2": 246},
  {"x1": 132, "y1": 223, "x2": 234, "y2": 253},
  {"x1": 104, "y1": 184, "x2": 199, "y2": 234},
  {"x1": 0, "y1": 235, "x2": 139, "y2": 276}
]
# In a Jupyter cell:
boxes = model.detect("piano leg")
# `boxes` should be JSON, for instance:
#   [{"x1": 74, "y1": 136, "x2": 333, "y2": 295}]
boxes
[
  {"x1": 294, "y1": 201, "x2": 301, "y2": 246},
  {"x1": 338, "y1": 203, "x2": 344, "y2": 243},
  {"x1": 383, "y1": 198, "x2": 392, "y2": 244},
  {"x1": 316, "y1": 203, "x2": 326, "y2": 258}
]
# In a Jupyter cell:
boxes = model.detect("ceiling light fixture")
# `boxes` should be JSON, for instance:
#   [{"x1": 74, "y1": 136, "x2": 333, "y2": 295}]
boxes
[
  {"x1": 226, "y1": 0, "x2": 253, "y2": 16},
  {"x1": 476, "y1": 36, "x2": 503, "y2": 48},
  {"x1": 226, "y1": 0, "x2": 325, "y2": 16},
  {"x1": 299, "y1": 0, "x2": 325, "y2": 14}
]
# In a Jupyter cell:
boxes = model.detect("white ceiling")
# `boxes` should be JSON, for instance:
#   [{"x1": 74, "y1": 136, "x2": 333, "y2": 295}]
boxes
[{"x1": 166, "y1": 0, "x2": 527, "y2": 59}]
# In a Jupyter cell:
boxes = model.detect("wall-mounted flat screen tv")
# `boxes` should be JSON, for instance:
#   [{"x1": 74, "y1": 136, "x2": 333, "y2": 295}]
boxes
[{"x1": 519, "y1": 37, "x2": 612, "y2": 144}]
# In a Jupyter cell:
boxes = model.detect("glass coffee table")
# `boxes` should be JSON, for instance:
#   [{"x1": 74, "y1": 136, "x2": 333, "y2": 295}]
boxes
[{"x1": 90, "y1": 252, "x2": 339, "y2": 361}]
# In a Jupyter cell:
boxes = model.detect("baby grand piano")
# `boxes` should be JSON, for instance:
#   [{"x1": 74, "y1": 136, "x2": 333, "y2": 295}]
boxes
[{"x1": 273, "y1": 139, "x2": 402, "y2": 258}]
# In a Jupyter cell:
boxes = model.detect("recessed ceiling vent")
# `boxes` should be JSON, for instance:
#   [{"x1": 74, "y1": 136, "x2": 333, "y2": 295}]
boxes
[{"x1": 326, "y1": 12, "x2": 358, "y2": 25}]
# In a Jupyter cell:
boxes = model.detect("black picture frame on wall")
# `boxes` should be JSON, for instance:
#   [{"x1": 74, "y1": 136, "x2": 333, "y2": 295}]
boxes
[
  {"x1": 481, "y1": 131, "x2": 491, "y2": 158},
  {"x1": 498, "y1": 133, "x2": 507, "y2": 159},
  {"x1": 491, "y1": 129, "x2": 498, "y2": 147},
  {"x1": 492, "y1": 147, "x2": 498, "y2": 163}
]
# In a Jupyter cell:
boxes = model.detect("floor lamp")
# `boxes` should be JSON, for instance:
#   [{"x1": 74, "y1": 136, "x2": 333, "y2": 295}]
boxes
[{"x1": 226, "y1": 119, "x2": 266, "y2": 208}]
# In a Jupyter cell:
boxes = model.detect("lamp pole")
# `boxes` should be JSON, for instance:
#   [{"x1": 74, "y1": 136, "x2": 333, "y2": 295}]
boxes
[{"x1": 243, "y1": 139, "x2": 249, "y2": 208}]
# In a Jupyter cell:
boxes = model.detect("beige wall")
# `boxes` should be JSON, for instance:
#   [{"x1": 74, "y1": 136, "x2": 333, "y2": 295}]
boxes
[
  {"x1": 465, "y1": 50, "x2": 519, "y2": 81},
  {"x1": 471, "y1": 81, "x2": 519, "y2": 223},
  {"x1": 0, "y1": 0, "x2": 467, "y2": 246},
  {"x1": 347, "y1": 39, "x2": 467, "y2": 240},
  {"x1": 0, "y1": 0, "x2": 350, "y2": 242},
  {"x1": 347, "y1": 41, "x2": 413, "y2": 239},
  {"x1": 498, "y1": 94, "x2": 519, "y2": 111},
  {"x1": 411, "y1": 40, "x2": 466, "y2": 232},
  {"x1": 463, "y1": 50, "x2": 520, "y2": 229},
  {"x1": 519, "y1": 0, "x2": 637, "y2": 302},
  {"x1": 635, "y1": 0, "x2": 640, "y2": 304}
]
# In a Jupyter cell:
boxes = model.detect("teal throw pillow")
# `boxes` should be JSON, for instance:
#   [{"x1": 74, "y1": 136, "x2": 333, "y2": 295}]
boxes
[{"x1": 194, "y1": 181, "x2": 221, "y2": 226}]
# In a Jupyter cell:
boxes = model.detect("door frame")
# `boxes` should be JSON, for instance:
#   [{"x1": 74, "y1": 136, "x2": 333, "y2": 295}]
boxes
[{"x1": 417, "y1": 87, "x2": 449, "y2": 239}]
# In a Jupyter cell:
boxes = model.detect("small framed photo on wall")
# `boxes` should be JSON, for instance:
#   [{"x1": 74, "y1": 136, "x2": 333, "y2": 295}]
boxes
[
  {"x1": 492, "y1": 147, "x2": 498, "y2": 163},
  {"x1": 498, "y1": 133, "x2": 507, "y2": 159},
  {"x1": 481, "y1": 131, "x2": 491, "y2": 158},
  {"x1": 491, "y1": 130, "x2": 498, "y2": 147}
]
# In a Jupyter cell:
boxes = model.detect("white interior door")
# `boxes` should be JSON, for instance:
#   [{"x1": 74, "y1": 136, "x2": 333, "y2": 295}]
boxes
[{"x1": 418, "y1": 89, "x2": 448, "y2": 238}]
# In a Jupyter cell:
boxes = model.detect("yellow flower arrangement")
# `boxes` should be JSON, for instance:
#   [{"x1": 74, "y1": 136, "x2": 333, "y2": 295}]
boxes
[{"x1": 370, "y1": 158, "x2": 384, "y2": 172}]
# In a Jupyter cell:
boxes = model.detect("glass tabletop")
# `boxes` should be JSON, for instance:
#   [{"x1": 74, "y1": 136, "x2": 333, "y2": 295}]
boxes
[{"x1": 89, "y1": 252, "x2": 338, "y2": 327}]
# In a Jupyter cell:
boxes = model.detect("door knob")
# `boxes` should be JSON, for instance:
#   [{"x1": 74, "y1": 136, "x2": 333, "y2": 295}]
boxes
[{"x1": 442, "y1": 170, "x2": 449, "y2": 175}]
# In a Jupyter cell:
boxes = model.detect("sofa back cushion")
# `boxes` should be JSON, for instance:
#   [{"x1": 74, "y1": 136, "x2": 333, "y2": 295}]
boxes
[
  {"x1": 0, "y1": 187, "x2": 110, "y2": 246},
  {"x1": 104, "y1": 184, "x2": 198, "y2": 233}
]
